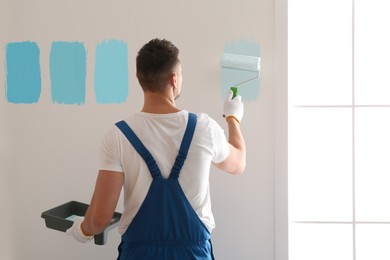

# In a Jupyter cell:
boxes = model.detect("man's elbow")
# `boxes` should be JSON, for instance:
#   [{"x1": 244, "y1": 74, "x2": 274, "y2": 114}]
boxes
[
  {"x1": 214, "y1": 153, "x2": 246, "y2": 175},
  {"x1": 222, "y1": 158, "x2": 246, "y2": 175},
  {"x1": 89, "y1": 215, "x2": 112, "y2": 234},
  {"x1": 231, "y1": 160, "x2": 246, "y2": 175}
]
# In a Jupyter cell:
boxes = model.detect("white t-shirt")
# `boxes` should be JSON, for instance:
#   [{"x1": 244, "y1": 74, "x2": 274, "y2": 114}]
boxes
[{"x1": 99, "y1": 110, "x2": 229, "y2": 235}]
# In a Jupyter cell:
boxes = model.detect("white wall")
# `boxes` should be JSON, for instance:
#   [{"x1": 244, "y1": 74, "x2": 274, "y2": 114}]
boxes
[{"x1": 0, "y1": 0, "x2": 276, "y2": 259}]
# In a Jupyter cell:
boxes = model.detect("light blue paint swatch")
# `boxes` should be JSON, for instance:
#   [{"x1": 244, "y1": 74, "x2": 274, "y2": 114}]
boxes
[
  {"x1": 6, "y1": 42, "x2": 41, "y2": 104},
  {"x1": 94, "y1": 40, "x2": 128, "y2": 104},
  {"x1": 50, "y1": 42, "x2": 86, "y2": 105},
  {"x1": 221, "y1": 40, "x2": 261, "y2": 101}
]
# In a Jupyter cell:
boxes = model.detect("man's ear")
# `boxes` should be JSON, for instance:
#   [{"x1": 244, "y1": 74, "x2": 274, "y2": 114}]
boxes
[{"x1": 169, "y1": 72, "x2": 177, "y2": 87}]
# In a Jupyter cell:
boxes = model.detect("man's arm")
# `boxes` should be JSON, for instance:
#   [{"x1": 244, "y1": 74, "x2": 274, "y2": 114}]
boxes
[
  {"x1": 214, "y1": 118, "x2": 246, "y2": 174},
  {"x1": 214, "y1": 90, "x2": 246, "y2": 175},
  {"x1": 81, "y1": 170, "x2": 124, "y2": 236}
]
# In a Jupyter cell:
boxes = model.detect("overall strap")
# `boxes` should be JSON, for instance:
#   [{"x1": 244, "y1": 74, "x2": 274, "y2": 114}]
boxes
[
  {"x1": 169, "y1": 112, "x2": 197, "y2": 179},
  {"x1": 115, "y1": 121, "x2": 162, "y2": 179}
]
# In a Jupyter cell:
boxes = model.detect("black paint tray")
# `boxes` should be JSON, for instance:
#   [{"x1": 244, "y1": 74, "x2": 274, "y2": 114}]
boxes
[{"x1": 41, "y1": 201, "x2": 122, "y2": 245}]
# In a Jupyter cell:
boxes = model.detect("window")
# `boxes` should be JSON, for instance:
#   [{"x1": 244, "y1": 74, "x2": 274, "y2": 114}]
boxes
[{"x1": 288, "y1": 0, "x2": 390, "y2": 259}]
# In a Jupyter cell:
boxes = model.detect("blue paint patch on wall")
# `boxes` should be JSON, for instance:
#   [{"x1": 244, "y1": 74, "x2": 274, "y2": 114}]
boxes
[
  {"x1": 50, "y1": 42, "x2": 86, "y2": 105},
  {"x1": 6, "y1": 42, "x2": 41, "y2": 104},
  {"x1": 220, "y1": 40, "x2": 261, "y2": 101},
  {"x1": 94, "y1": 40, "x2": 128, "y2": 104}
]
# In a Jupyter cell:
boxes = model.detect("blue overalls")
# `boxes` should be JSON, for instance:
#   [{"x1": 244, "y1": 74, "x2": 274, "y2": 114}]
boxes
[{"x1": 115, "y1": 113, "x2": 215, "y2": 260}]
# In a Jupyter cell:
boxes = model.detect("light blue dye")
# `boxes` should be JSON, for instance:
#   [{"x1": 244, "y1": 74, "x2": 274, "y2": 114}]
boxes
[
  {"x1": 220, "y1": 40, "x2": 261, "y2": 101},
  {"x1": 6, "y1": 42, "x2": 41, "y2": 104},
  {"x1": 50, "y1": 42, "x2": 86, "y2": 105},
  {"x1": 94, "y1": 40, "x2": 128, "y2": 104},
  {"x1": 65, "y1": 215, "x2": 81, "y2": 221}
]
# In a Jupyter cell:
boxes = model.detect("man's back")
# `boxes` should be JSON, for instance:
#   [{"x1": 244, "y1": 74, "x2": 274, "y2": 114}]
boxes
[
  {"x1": 115, "y1": 112, "x2": 214, "y2": 259},
  {"x1": 99, "y1": 110, "x2": 229, "y2": 235}
]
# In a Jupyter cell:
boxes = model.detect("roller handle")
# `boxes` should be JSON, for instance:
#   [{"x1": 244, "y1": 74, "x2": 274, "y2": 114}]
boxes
[{"x1": 230, "y1": 87, "x2": 238, "y2": 99}]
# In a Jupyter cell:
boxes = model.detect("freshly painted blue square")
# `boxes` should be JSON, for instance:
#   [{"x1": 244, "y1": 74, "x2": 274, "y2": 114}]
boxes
[
  {"x1": 94, "y1": 40, "x2": 128, "y2": 104},
  {"x1": 221, "y1": 40, "x2": 261, "y2": 101},
  {"x1": 50, "y1": 42, "x2": 86, "y2": 105},
  {"x1": 6, "y1": 42, "x2": 41, "y2": 103}
]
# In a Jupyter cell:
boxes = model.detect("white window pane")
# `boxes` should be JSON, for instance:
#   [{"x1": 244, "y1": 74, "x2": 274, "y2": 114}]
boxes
[
  {"x1": 355, "y1": 0, "x2": 390, "y2": 105},
  {"x1": 289, "y1": 0, "x2": 352, "y2": 106},
  {"x1": 356, "y1": 224, "x2": 390, "y2": 260},
  {"x1": 289, "y1": 223, "x2": 353, "y2": 260},
  {"x1": 289, "y1": 108, "x2": 352, "y2": 221},
  {"x1": 355, "y1": 108, "x2": 390, "y2": 221}
]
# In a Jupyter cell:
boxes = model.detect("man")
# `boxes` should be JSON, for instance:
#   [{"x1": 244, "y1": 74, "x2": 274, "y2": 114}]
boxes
[{"x1": 67, "y1": 38, "x2": 246, "y2": 259}]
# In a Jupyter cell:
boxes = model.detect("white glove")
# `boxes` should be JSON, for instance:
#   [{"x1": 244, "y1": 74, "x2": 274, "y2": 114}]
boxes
[
  {"x1": 66, "y1": 216, "x2": 93, "y2": 243},
  {"x1": 223, "y1": 90, "x2": 244, "y2": 123}
]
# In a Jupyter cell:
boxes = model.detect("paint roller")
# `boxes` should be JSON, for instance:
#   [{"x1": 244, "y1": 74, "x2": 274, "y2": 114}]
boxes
[{"x1": 221, "y1": 53, "x2": 261, "y2": 98}]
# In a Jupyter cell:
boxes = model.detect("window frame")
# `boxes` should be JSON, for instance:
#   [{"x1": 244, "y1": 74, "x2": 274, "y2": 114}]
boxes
[{"x1": 274, "y1": 0, "x2": 288, "y2": 259}]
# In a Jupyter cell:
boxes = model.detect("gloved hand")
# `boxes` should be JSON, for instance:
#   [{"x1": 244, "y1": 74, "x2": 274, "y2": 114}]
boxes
[
  {"x1": 223, "y1": 90, "x2": 244, "y2": 123},
  {"x1": 66, "y1": 216, "x2": 93, "y2": 243}
]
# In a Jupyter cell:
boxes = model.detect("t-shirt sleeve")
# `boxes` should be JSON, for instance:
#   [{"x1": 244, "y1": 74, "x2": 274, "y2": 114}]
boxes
[
  {"x1": 99, "y1": 127, "x2": 124, "y2": 172},
  {"x1": 209, "y1": 118, "x2": 230, "y2": 164}
]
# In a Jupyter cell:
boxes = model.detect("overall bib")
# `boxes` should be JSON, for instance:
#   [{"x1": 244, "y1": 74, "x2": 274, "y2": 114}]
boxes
[{"x1": 115, "y1": 113, "x2": 215, "y2": 260}]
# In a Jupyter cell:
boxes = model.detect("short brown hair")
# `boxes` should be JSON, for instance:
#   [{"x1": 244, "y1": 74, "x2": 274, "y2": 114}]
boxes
[{"x1": 136, "y1": 39, "x2": 180, "y2": 92}]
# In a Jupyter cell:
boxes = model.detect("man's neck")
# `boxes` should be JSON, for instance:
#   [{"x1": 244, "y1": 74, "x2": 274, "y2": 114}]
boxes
[{"x1": 141, "y1": 91, "x2": 181, "y2": 114}]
